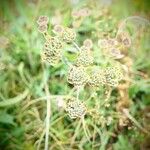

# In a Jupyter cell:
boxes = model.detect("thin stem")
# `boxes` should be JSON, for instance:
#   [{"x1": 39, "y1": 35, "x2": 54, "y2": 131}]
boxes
[
  {"x1": 81, "y1": 117, "x2": 91, "y2": 142},
  {"x1": 104, "y1": 87, "x2": 112, "y2": 102},
  {"x1": 101, "y1": 86, "x2": 112, "y2": 107},
  {"x1": 70, "y1": 120, "x2": 82, "y2": 147},
  {"x1": 36, "y1": 129, "x2": 46, "y2": 150},
  {"x1": 76, "y1": 86, "x2": 80, "y2": 101},
  {"x1": 0, "y1": 89, "x2": 29, "y2": 107},
  {"x1": 44, "y1": 84, "x2": 51, "y2": 150},
  {"x1": 73, "y1": 42, "x2": 81, "y2": 51}
]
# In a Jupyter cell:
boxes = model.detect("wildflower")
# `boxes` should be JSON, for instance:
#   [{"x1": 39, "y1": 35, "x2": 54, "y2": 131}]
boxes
[
  {"x1": 67, "y1": 65, "x2": 89, "y2": 86},
  {"x1": 41, "y1": 50, "x2": 61, "y2": 66},
  {"x1": 104, "y1": 65, "x2": 123, "y2": 87},
  {"x1": 37, "y1": 16, "x2": 49, "y2": 25},
  {"x1": 38, "y1": 24, "x2": 48, "y2": 33},
  {"x1": 83, "y1": 39, "x2": 93, "y2": 49},
  {"x1": 42, "y1": 38, "x2": 62, "y2": 65},
  {"x1": 45, "y1": 37, "x2": 63, "y2": 49},
  {"x1": 76, "y1": 46, "x2": 93, "y2": 67},
  {"x1": 65, "y1": 97, "x2": 86, "y2": 119},
  {"x1": 61, "y1": 27, "x2": 76, "y2": 43},
  {"x1": 88, "y1": 67, "x2": 106, "y2": 87}
]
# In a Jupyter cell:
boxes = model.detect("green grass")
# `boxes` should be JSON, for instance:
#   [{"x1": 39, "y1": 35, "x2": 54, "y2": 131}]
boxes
[{"x1": 0, "y1": 0, "x2": 150, "y2": 150}]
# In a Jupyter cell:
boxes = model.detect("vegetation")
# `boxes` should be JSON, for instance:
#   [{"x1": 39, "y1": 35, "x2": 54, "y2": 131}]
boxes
[{"x1": 0, "y1": 0, "x2": 150, "y2": 150}]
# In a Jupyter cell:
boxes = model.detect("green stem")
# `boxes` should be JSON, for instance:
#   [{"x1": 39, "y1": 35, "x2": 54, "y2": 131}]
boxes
[{"x1": 0, "y1": 89, "x2": 29, "y2": 107}]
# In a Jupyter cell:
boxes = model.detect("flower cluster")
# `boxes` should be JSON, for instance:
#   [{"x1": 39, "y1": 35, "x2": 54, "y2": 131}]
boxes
[
  {"x1": 67, "y1": 65, "x2": 89, "y2": 86},
  {"x1": 104, "y1": 66, "x2": 124, "y2": 87},
  {"x1": 98, "y1": 32, "x2": 131, "y2": 59},
  {"x1": 65, "y1": 97, "x2": 86, "y2": 119},
  {"x1": 67, "y1": 39, "x2": 94, "y2": 87},
  {"x1": 66, "y1": 36, "x2": 124, "y2": 88},
  {"x1": 76, "y1": 46, "x2": 93, "y2": 67},
  {"x1": 37, "y1": 16, "x2": 49, "y2": 33},
  {"x1": 37, "y1": 16, "x2": 76, "y2": 66},
  {"x1": 88, "y1": 67, "x2": 106, "y2": 87},
  {"x1": 37, "y1": 13, "x2": 130, "y2": 122},
  {"x1": 42, "y1": 37, "x2": 63, "y2": 65},
  {"x1": 88, "y1": 64, "x2": 124, "y2": 88}
]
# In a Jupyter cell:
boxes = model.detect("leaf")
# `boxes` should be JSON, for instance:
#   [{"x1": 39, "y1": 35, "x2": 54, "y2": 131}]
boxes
[
  {"x1": 0, "y1": 112, "x2": 15, "y2": 125},
  {"x1": 0, "y1": 89, "x2": 29, "y2": 107}
]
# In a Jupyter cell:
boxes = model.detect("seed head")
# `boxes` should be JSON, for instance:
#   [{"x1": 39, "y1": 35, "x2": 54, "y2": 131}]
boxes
[
  {"x1": 61, "y1": 27, "x2": 76, "y2": 43},
  {"x1": 88, "y1": 67, "x2": 106, "y2": 87},
  {"x1": 83, "y1": 39, "x2": 93, "y2": 49},
  {"x1": 76, "y1": 47, "x2": 93, "y2": 67},
  {"x1": 38, "y1": 24, "x2": 48, "y2": 33},
  {"x1": 65, "y1": 97, "x2": 86, "y2": 119},
  {"x1": 42, "y1": 48, "x2": 62, "y2": 66},
  {"x1": 67, "y1": 65, "x2": 89, "y2": 86},
  {"x1": 104, "y1": 65, "x2": 123, "y2": 87},
  {"x1": 53, "y1": 25, "x2": 64, "y2": 34},
  {"x1": 45, "y1": 37, "x2": 63, "y2": 49},
  {"x1": 37, "y1": 16, "x2": 49, "y2": 25}
]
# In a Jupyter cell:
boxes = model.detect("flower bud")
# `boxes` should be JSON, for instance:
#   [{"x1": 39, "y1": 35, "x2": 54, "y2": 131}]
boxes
[
  {"x1": 37, "y1": 16, "x2": 49, "y2": 25},
  {"x1": 38, "y1": 24, "x2": 48, "y2": 33},
  {"x1": 83, "y1": 39, "x2": 93, "y2": 49}
]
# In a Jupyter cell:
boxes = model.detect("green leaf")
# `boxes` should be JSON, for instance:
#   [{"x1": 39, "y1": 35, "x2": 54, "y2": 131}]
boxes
[{"x1": 0, "y1": 112, "x2": 15, "y2": 125}]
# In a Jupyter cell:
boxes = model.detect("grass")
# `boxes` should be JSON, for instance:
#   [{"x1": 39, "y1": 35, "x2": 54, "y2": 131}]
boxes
[{"x1": 0, "y1": 0, "x2": 150, "y2": 150}]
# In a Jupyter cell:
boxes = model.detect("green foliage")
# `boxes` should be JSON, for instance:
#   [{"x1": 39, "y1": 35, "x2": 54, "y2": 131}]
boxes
[{"x1": 0, "y1": 0, "x2": 150, "y2": 150}]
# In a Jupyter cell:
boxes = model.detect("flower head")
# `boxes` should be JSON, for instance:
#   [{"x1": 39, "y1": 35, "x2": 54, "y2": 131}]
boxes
[
  {"x1": 83, "y1": 39, "x2": 93, "y2": 49},
  {"x1": 88, "y1": 67, "x2": 106, "y2": 87},
  {"x1": 67, "y1": 65, "x2": 89, "y2": 86},
  {"x1": 76, "y1": 46, "x2": 93, "y2": 67},
  {"x1": 38, "y1": 24, "x2": 48, "y2": 33},
  {"x1": 53, "y1": 25, "x2": 64, "y2": 34},
  {"x1": 45, "y1": 37, "x2": 63, "y2": 49},
  {"x1": 37, "y1": 16, "x2": 49, "y2": 25},
  {"x1": 41, "y1": 50, "x2": 61, "y2": 66},
  {"x1": 65, "y1": 97, "x2": 86, "y2": 119},
  {"x1": 104, "y1": 65, "x2": 123, "y2": 87},
  {"x1": 61, "y1": 28, "x2": 76, "y2": 43}
]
